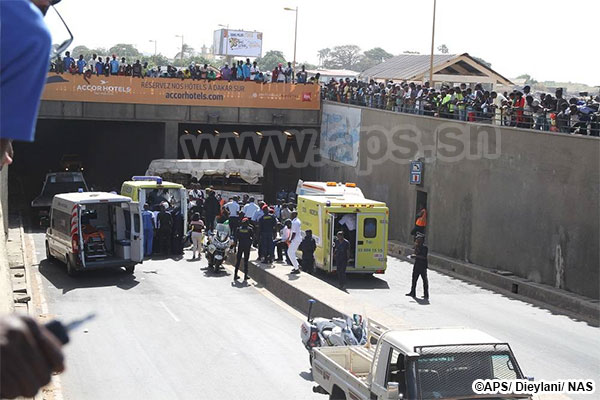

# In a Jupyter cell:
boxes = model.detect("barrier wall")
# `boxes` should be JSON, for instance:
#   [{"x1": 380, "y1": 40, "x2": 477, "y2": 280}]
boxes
[{"x1": 317, "y1": 102, "x2": 600, "y2": 299}]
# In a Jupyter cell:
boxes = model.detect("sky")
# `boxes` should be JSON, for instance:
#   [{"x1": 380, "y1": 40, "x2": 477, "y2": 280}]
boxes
[{"x1": 46, "y1": 0, "x2": 599, "y2": 86}]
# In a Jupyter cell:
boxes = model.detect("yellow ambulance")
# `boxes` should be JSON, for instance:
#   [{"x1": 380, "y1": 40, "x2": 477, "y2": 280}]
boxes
[{"x1": 295, "y1": 181, "x2": 389, "y2": 275}]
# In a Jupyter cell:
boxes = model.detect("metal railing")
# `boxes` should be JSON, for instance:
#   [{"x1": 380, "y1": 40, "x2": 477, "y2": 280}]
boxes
[{"x1": 321, "y1": 87, "x2": 600, "y2": 136}]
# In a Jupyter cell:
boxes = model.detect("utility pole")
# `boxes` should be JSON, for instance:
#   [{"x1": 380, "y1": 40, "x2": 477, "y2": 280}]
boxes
[
  {"x1": 429, "y1": 0, "x2": 437, "y2": 86},
  {"x1": 284, "y1": 6, "x2": 298, "y2": 82}
]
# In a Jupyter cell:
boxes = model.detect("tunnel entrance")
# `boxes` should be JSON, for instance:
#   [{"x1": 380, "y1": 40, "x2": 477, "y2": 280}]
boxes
[{"x1": 9, "y1": 119, "x2": 165, "y2": 210}]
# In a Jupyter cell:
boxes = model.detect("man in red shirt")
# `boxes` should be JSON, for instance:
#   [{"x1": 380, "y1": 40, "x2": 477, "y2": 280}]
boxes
[{"x1": 514, "y1": 91, "x2": 526, "y2": 128}]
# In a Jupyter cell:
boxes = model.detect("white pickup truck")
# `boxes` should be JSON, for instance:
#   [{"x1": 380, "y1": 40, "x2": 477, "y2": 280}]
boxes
[{"x1": 312, "y1": 327, "x2": 531, "y2": 400}]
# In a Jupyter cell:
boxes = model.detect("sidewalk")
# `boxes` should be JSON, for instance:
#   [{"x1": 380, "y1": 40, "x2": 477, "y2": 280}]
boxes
[{"x1": 388, "y1": 240, "x2": 600, "y2": 326}]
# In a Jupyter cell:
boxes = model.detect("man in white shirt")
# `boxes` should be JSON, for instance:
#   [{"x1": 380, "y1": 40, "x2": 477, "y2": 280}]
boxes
[
  {"x1": 288, "y1": 211, "x2": 302, "y2": 274},
  {"x1": 242, "y1": 197, "x2": 259, "y2": 220},
  {"x1": 224, "y1": 195, "x2": 241, "y2": 238},
  {"x1": 87, "y1": 53, "x2": 97, "y2": 72}
]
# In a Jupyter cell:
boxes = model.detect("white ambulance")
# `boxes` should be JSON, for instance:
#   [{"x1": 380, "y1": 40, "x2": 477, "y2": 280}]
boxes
[{"x1": 45, "y1": 192, "x2": 144, "y2": 276}]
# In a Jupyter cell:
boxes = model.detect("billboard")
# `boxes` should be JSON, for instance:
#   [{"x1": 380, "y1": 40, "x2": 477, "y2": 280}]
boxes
[
  {"x1": 41, "y1": 74, "x2": 320, "y2": 110},
  {"x1": 213, "y1": 29, "x2": 263, "y2": 58},
  {"x1": 320, "y1": 103, "x2": 361, "y2": 167}
]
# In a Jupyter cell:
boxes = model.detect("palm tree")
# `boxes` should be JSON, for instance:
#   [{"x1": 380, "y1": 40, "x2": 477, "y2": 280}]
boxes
[
  {"x1": 175, "y1": 44, "x2": 195, "y2": 60},
  {"x1": 317, "y1": 48, "x2": 330, "y2": 67}
]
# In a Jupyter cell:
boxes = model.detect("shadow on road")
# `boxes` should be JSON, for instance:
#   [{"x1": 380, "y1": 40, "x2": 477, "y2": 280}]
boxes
[
  {"x1": 299, "y1": 371, "x2": 313, "y2": 381},
  {"x1": 38, "y1": 259, "x2": 140, "y2": 294},
  {"x1": 318, "y1": 272, "x2": 390, "y2": 290},
  {"x1": 200, "y1": 266, "x2": 231, "y2": 278}
]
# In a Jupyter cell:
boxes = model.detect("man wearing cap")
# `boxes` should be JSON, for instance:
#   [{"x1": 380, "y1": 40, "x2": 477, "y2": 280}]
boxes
[
  {"x1": 406, "y1": 233, "x2": 429, "y2": 300},
  {"x1": 233, "y1": 218, "x2": 254, "y2": 281}
]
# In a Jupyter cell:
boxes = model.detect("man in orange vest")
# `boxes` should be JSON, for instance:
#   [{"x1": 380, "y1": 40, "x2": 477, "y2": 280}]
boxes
[{"x1": 411, "y1": 205, "x2": 427, "y2": 239}]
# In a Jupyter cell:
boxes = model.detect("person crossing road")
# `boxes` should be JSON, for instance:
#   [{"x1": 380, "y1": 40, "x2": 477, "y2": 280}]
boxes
[
  {"x1": 406, "y1": 233, "x2": 429, "y2": 300},
  {"x1": 233, "y1": 218, "x2": 254, "y2": 281}
]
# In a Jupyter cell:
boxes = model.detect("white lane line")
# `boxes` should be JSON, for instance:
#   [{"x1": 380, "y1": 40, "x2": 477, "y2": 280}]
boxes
[{"x1": 159, "y1": 301, "x2": 181, "y2": 322}]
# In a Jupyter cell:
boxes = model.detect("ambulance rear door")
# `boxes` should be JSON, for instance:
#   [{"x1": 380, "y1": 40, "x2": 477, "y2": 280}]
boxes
[
  {"x1": 128, "y1": 202, "x2": 144, "y2": 263},
  {"x1": 356, "y1": 212, "x2": 387, "y2": 272}
]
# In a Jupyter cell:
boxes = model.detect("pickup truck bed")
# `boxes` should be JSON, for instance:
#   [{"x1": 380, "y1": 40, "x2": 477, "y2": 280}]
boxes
[{"x1": 313, "y1": 346, "x2": 374, "y2": 400}]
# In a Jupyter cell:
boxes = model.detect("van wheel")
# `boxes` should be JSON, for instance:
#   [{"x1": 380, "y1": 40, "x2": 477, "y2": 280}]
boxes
[
  {"x1": 66, "y1": 257, "x2": 77, "y2": 277},
  {"x1": 45, "y1": 242, "x2": 54, "y2": 261},
  {"x1": 124, "y1": 266, "x2": 135, "y2": 274}
]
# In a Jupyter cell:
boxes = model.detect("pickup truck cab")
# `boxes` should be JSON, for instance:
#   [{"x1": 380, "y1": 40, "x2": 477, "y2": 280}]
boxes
[{"x1": 312, "y1": 327, "x2": 530, "y2": 400}]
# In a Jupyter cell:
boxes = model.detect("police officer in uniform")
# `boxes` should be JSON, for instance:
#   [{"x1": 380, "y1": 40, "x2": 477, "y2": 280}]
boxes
[
  {"x1": 406, "y1": 232, "x2": 429, "y2": 300},
  {"x1": 233, "y1": 218, "x2": 253, "y2": 281},
  {"x1": 258, "y1": 208, "x2": 276, "y2": 263}
]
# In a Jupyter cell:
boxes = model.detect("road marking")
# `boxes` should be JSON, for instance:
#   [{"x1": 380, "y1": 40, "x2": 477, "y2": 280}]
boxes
[
  {"x1": 26, "y1": 232, "x2": 63, "y2": 400},
  {"x1": 159, "y1": 301, "x2": 181, "y2": 322},
  {"x1": 220, "y1": 259, "x2": 306, "y2": 322}
]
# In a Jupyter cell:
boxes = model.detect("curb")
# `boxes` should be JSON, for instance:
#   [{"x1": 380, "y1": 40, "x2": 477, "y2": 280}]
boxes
[{"x1": 387, "y1": 241, "x2": 600, "y2": 326}]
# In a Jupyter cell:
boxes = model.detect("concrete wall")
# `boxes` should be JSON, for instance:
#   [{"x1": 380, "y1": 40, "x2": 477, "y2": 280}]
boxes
[{"x1": 317, "y1": 102, "x2": 600, "y2": 299}]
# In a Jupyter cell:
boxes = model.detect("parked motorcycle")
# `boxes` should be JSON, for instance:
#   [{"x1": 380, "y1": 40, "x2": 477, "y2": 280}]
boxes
[
  {"x1": 300, "y1": 299, "x2": 367, "y2": 365},
  {"x1": 205, "y1": 223, "x2": 231, "y2": 272}
]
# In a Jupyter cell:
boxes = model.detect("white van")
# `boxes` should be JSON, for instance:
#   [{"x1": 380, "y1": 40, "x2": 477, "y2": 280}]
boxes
[{"x1": 45, "y1": 192, "x2": 144, "y2": 276}]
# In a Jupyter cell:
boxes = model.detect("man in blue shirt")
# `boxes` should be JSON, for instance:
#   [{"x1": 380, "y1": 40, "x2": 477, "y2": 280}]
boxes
[
  {"x1": 76, "y1": 55, "x2": 86, "y2": 74},
  {"x1": 62, "y1": 51, "x2": 74, "y2": 72},
  {"x1": 0, "y1": 0, "x2": 52, "y2": 168},
  {"x1": 242, "y1": 59, "x2": 251, "y2": 81},
  {"x1": 110, "y1": 55, "x2": 119, "y2": 75},
  {"x1": 141, "y1": 203, "x2": 155, "y2": 257}
]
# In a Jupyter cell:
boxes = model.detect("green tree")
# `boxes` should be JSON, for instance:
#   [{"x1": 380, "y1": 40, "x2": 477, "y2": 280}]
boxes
[
  {"x1": 355, "y1": 47, "x2": 394, "y2": 71},
  {"x1": 437, "y1": 44, "x2": 449, "y2": 54},
  {"x1": 255, "y1": 50, "x2": 287, "y2": 72},
  {"x1": 516, "y1": 74, "x2": 538, "y2": 85},
  {"x1": 403, "y1": 50, "x2": 421, "y2": 54},
  {"x1": 108, "y1": 43, "x2": 141, "y2": 60},
  {"x1": 71, "y1": 45, "x2": 90, "y2": 57},
  {"x1": 364, "y1": 47, "x2": 393, "y2": 63},
  {"x1": 472, "y1": 56, "x2": 492, "y2": 68},
  {"x1": 141, "y1": 54, "x2": 171, "y2": 68},
  {"x1": 323, "y1": 45, "x2": 363, "y2": 70}
]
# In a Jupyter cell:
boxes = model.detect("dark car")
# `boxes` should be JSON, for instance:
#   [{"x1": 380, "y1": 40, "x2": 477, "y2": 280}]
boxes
[{"x1": 31, "y1": 172, "x2": 89, "y2": 225}]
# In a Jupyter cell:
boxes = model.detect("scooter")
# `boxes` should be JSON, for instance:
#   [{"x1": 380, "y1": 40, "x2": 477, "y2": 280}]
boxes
[
  {"x1": 300, "y1": 299, "x2": 368, "y2": 365},
  {"x1": 205, "y1": 223, "x2": 231, "y2": 272}
]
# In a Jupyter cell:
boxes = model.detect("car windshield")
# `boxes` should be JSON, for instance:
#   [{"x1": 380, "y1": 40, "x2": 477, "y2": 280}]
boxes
[
  {"x1": 414, "y1": 346, "x2": 520, "y2": 400},
  {"x1": 42, "y1": 182, "x2": 87, "y2": 197}
]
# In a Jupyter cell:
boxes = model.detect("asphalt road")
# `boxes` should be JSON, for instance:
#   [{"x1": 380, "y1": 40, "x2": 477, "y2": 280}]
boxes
[
  {"x1": 28, "y1": 231, "x2": 321, "y2": 400},
  {"x1": 320, "y1": 257, "x2": 600, "y2": 399}
]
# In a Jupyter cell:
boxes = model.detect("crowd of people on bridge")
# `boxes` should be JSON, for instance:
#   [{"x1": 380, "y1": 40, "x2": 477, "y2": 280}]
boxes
[
  {"x1": 322, "y1": 79, "x2": 600, "y2": 136},
  {"x1": 50, "y1": 51, "x2": 320, "y2": 84}
]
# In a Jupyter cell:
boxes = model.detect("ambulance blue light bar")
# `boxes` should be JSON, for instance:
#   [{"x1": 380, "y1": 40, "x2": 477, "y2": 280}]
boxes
[{"x1": 132, "y1": 176, "x2": 163, "y2": 185}]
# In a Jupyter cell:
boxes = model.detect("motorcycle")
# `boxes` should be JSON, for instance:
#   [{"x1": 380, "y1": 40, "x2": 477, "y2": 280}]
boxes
[
  {"x1": 204, "y1": 223, "x2": 231, "y2": 272},
  {"x1": 300, "y1": 299, "x2": 368, "y2": 365}
]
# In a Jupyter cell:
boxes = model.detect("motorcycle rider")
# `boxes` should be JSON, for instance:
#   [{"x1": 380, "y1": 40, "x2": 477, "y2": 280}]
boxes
[{"x1": 233, "y1": 218, "x2": 253, "y2": 281}]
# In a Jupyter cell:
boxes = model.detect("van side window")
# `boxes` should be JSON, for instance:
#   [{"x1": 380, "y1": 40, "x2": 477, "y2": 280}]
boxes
[
  {"x1": 52, "y1": 210, "x2": 71, "y2": 236},
  {"x1": 133, "y1": 213, "x2": 140, "y2": 234},
  {"x1": 364, "y1": 218, "x2": 377, "y2": 238}
]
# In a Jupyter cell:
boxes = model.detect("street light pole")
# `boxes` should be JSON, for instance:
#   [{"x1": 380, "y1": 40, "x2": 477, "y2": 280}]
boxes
[
  {"x1": 284, "y1": 6, "x2": 298, "y2": 82},
  {"x1": 149, "y1": 40, "x2": 157, "y2": 56},
  {"x1": 175, "y1": 34, "x2": 184, "y2": 64},
  {"x1": 429, "y1": 0, "x2": 437, "y2": 86}
]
